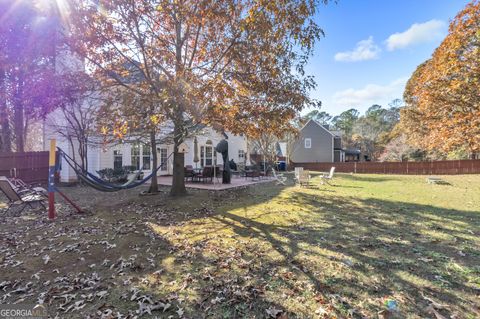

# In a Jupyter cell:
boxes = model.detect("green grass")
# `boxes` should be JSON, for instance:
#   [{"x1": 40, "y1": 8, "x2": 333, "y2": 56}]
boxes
[{"x1": 0, "y1": 173, "x2": 479, "y2": 318}]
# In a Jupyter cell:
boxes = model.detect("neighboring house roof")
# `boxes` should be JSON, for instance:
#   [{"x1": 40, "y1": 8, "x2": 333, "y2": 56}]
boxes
[
  {"x1": 330, "y1": 130, "x2": 343, "y2": 137},
  {"x1": 300, "y1": 119, "x2": 337, "y2": 137}
]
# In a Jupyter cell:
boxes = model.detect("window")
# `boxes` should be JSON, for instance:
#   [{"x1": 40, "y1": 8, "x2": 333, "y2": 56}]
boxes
[
  {"x1": 205, "y1": 146, "x2": 213, "y2": 166},
  {"x1": 159, "y1": 148, "x2": 167, "y2": 170},
  {"x1": 142, "y1": 144, "x2": 151, "y2": 170},
  {"x1": 131, "y1": 143, "x2": 151, "y2": 170},
  {"x1": 200, "y1": 145, "x2": 213, "y2": 166},
  {"x1": 131, "y1": 144, "x2": 141, "y2": 170},
  {"x1": 113, "y1": 150, "x2": 123, "y2": 170},
  {"x1": 304, "y1": 138, "x2": 312, "y2": 149},
  {"x1": 238, "y1": 150, "x2": 245, "y2": 161}
]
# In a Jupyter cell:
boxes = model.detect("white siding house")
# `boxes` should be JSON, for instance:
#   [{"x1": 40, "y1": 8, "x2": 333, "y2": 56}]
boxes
[
  {"x1": 42, "y1": 51, "x2": 248, "y2": 182},
  {"x1": 43, "y1": 119, "x2": 248, "y2": 183}
]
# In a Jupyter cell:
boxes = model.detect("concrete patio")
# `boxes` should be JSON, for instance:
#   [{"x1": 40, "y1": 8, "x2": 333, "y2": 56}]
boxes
[{"x1": 157, "y1": 175, "x2": 275, "y2": 190}]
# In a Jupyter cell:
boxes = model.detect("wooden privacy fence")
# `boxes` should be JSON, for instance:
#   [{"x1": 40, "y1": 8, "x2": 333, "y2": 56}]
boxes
[
  {"x1": 0, "y1": 151, "x2": 50, "y2": 183},
  {"x1": 292, "y1": 160, "x2": 480, "y2": 175}
]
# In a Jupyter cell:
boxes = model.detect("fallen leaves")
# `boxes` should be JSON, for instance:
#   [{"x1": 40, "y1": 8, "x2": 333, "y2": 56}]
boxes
[
  {"x1": 266, "y1": 306, "x2": 283, "y2": 318},
  {"x1": 423, "y1": 294, "x2": 451, "y2": 319}
]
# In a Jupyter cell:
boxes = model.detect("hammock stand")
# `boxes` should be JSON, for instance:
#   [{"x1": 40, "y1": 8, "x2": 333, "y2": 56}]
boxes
[{"x1": 47, "y1": 140, "x2": 170, "y2": 219}]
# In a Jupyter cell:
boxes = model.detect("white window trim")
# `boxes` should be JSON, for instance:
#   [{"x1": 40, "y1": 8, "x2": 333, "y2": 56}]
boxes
[{"x1": 304, "y1": 138, "x2": 312, "y2": 149}]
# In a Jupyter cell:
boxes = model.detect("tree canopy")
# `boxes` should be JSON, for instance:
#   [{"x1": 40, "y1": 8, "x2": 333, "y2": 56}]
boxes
[
  {"x1": 0, "y1": 0, "x2": 80, "y2": 152},
  {"x1": 67, "y1": 0, "x2": 328, "y2": 195},
  {"x1": 401, "y1": 0, "x2": 480, "y2": 156}
]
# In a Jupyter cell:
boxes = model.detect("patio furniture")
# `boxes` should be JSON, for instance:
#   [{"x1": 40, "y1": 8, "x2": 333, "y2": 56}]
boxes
[
  {"x1": 214, "y1": 165, "x2": 222, "y2": 183},
  {"x1": 272, "y1": 168, "x2": 287, "y2": 185},
  {"x1": 7, "y1": 177, "x2": 47, "y2": 197},
  {"x1": 320, "y1": 167, "x2": 336, "y2": 185},
  {"x1": 260, "y1": 166, "x2": 272, "y2": 179},
  {"x1": 237, "y1": 164, "x2": 247, "y2": 177},
  {"x1": 0, "y1": 177, "x2": 47, "y2": 214},
  {"x1": 245, "y1": 166, "x2": 261, "y2": 180},
  {"x1": 297, "y1": 170, "x2": 311, "y2": 187},
  {"x1": 294, "y1": 167, "x2": 304, "y2": 184},
  {"x1": 184, "y1": 165, "x2": 195, "y2": 182},
  {"x1": 196, "y1": 166, "x2": 214, "y2": 183}
]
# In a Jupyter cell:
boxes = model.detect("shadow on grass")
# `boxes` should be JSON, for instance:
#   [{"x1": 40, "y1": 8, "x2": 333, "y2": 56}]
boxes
[
  {"x1": 338, "y1": 174, "x2": 402, "y2": 183},
  {"x1": 144, "y1": 187, "x2": 480, "y2": 317},
  {"x1": 11, "y1": 181, "x2": 477, "y2": 318}
]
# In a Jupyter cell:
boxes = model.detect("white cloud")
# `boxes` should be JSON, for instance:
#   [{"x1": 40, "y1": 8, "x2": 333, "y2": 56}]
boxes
[
  {"x1": 334, "y1": 36, "x2": 381, "y2": 62},
  {"x1": 386, "y1": 20, "x2": 446, "y2": 51},
  {"x1": 333, "y1": 77, "x2": 408, "y2": 108}
]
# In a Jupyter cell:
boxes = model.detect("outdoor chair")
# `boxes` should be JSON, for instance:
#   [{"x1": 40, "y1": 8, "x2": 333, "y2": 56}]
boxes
[
  {"x1": 7, "y1": 177, "x2": 47, "y2": 197},
  {"x1": 184, "y1": 165, "x2": 195, "y2": 182},
  {"x1": 260, "y1": 167, "x2": 272, "y2": 179},
  {"x1": 196, "y1": 166, "x2": 214, "y2": 183},
  {"x1": 0, "y1": 178, "x2": 47, "y2": 214},
  {"x1": 238, "y1": 163, "x2": 248, "y2": 177},
  {"x1": 320, "y1": 167, "x2": 335, "y2": 185},
  {"x1": 297, "y1": 170, "x2": 311, "y2": 187},
  {"x1": 272, "y1": 168, "x2": 287, "y2": 185},
  {"x1": 214, "y1": 165, "x2": 222, "y2": 182},
  {"x1": 294, "y1": 167, "x2": 304, "y2": 184},
  {"x1": 245, "y1": 166, "x2": 260, "y2": 180}
]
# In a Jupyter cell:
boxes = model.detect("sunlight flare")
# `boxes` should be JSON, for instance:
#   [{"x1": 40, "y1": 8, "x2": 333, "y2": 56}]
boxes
[{"x1": 36, "y1": 0, "x2": 70, "y2": 25}]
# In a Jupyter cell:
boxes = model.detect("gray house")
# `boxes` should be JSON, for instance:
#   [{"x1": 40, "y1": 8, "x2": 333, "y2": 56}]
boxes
[{"x1": 290, "y1": 119, "x2": 345, "y2": 163}]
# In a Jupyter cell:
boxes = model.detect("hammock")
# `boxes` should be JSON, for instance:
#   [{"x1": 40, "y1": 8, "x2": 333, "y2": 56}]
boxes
[{"x1": 58, "y1": 148, "x2": 171, "y2": 192}]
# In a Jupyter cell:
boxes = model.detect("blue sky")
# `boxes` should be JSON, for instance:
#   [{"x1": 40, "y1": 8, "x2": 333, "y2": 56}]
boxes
[{"x1": 305, "y1": 0, "x2": 471, "y2": 116}]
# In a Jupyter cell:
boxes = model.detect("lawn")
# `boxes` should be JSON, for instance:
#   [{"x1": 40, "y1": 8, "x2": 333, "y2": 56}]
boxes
[{"x1": 0, "y1": 173, "x2": 479, "y2": 318}]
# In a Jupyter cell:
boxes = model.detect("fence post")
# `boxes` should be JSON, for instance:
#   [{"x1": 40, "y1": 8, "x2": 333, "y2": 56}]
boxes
[
  {"x1": 48, "y1": 139, "x2": 56, "y2": 220},
  {"x1": 354, "y1": 162, "x2": 357, "y2": 174}
]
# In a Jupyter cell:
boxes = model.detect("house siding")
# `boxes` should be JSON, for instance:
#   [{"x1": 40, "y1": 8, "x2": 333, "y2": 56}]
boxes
[
  {"x1": 45, "y1": 116, "x2": 247, "y2": 182},
  {"x1": 94, "y1": 128, "x2": 247, "y2": 176},
  {"x1": 290, "y1": 120, "x2": 334, "y2": 163}
]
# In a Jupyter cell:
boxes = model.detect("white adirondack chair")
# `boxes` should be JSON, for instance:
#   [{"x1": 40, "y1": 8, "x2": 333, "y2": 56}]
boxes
[
  {"x1": 272, "y1": 168, "x2": 287, "y2": 185},
  {"x1": 294, "y1": 167, "x2": 303, "y2": 184},
  {"x1": 297, "y1": 170, "x2": 311, "y2": 187},
  {"x1": 320, "y1": 167, "x2": 335, "y2": 185}
]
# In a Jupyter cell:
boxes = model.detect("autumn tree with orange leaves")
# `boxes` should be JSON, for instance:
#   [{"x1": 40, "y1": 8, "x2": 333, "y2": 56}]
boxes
[
  {"x1": 67, "y1": 0, "x2": 326, "y2": 196},
  {"x1": 401, "y1": 0, "x2": 480, "y2": 159}
]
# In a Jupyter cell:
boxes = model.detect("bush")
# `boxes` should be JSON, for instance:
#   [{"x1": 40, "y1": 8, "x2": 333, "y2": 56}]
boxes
[{"x1": 97, "y1": 167, "x2": 129, "y2": 183}]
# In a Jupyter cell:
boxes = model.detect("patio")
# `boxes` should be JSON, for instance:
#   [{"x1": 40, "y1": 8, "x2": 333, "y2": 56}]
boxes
[{"x1": 157, "y1": 175, "x2": 275, "y2": 190}]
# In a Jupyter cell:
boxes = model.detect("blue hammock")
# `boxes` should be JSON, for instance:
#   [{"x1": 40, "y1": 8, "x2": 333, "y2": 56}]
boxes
[{"x1": 58, "y1": 148, "x2": 170, "y2": 192}]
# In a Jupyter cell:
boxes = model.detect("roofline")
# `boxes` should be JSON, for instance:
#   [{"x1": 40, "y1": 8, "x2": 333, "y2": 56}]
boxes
[{"x1": 300, "y1": 118, "x2": 336, "y2": 137}]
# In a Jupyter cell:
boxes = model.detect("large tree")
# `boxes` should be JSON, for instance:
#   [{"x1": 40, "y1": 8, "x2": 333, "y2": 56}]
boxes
[
  {"x1": 68, "y1": 0, "x2": 326, "y2": 196},
  {"x1": 302, "y1": 109, "x2": 332, "y2": 125},
  {"x1": 401, "y1": 0, "x2": 480, "y2": 157},
  {"x1": 0, "y1": 0, "x2": 76, "y2": 152},
  {"x1": 351, "y1": 104, "x2": 400, "y2": 160},
  {"x1": 331, "y1": 108, "x2": 359, "y2": 136}
]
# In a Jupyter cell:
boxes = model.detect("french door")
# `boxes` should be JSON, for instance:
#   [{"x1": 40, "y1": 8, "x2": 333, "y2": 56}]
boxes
[{"x1": 131, "y1": 143, "x2": 151, "y2": 172}]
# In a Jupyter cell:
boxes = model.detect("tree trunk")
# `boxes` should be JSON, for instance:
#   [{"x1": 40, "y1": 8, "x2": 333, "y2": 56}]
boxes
[
  {"x1": 148, "y1": 129, "x2": 159, "y2": 193},
  {"x1": 78, "y1": 137, "x2": 86, "y2": 171},
  {"x1": 13, "y1": 94, "x2": 24, "y2": 152},
  {"x1": 13, "y1": 76, "x2": 25, "y2": 152},
  {"x1": 83, "y1": 139, "x2": 88, "y2": 172},
  {"x1": 170, "y1": 18, "x2": 187, "y2": 197},
  {"x1": 0, "y1": 68, "x2": 11, "y2": 152},
  {"x1": 170, "y1": 147, "x2": 186, "y2": 196},
  {"x1": 170, "y1": 118, "x2": 186, "y2": 196}
]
